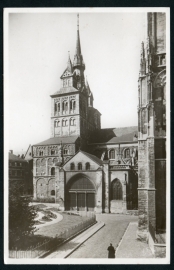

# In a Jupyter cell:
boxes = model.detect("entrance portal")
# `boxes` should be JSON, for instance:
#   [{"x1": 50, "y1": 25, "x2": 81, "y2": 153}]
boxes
[{"x1": 67, "y1": 176, "x2": 95, "y2": 211}]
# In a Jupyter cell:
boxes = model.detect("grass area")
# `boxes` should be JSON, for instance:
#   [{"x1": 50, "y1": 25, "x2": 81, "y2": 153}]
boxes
[{"x1": 35, "y1": 212, "x2": 90, "y2": 238}]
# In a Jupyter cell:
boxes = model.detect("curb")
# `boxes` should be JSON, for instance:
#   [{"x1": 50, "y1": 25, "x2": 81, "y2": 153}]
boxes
[
  {"x1": 115, "y1": 222, "x2": 130, "y2": 257},
  {"x1": 65, "y1": 221, "x2": 105, "y2": 258},
  {"x1": 39, "y1": 221, "x2": 104, "y2": 258}
]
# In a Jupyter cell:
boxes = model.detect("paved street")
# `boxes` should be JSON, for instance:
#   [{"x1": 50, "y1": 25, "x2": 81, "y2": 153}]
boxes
[{"x1": 68, "y1": 214, "x2": 137, "y2": 258}]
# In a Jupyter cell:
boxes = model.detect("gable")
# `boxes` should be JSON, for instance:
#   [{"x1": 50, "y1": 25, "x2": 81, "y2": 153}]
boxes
[
  {"x1": 63, "y1": 151, "x2": 102, "y2": 171},
  {"x1": 61, "y1": 68, "x2": 73, "y2": 78}
]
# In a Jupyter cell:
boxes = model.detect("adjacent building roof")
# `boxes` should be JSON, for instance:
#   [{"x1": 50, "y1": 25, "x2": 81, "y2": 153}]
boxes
[
  {"x1": 89, "y1": 126, "x2": 138, "y2": 144},
  {"x1": 9, "y1": 153, "x2": 27, "y2": 163},
  {"x1": 51, "y1": 87, "x2": 79, "y2": 97},
  {"x1": 33, "y1": 135, "x2": 80, "y2": 146}
]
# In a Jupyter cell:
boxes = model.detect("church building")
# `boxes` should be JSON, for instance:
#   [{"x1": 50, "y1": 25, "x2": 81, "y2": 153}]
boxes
[{"x1": 32, "y1": 14, "x2": 138, "y2": 214}]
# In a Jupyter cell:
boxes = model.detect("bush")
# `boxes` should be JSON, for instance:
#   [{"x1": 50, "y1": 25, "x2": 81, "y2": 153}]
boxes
[{"x1": 9, "y1": 184, "x2": 37, "y2": 249}]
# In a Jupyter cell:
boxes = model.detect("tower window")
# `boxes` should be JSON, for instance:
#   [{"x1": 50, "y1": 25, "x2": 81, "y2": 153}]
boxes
[
  {"x1": 109, "y1": 149, "x2": 115, "y2": 159},
  {"x1": 125, "y1": 149, "x2": 130, "y2": 158},
  {"x1": 78, "y1": 163, "x2": 82, "y2": 170},
  {"x1": 63, "y1": 148, "x2": 68, "y2": 155},
  {"x1": 70, "y1": 100, "x2": 76, "y2": 111},
  {"x1": 70, "y1": 163, "x2": 75, "y2": 170},
  {"x1": 51, "y1": 167, "x2": 55, "y2": 176},
  {"x1": 51, "y1": 190, "x2": 55, "y2": 196},
  {"x1": 39, "y1": 151, "x2": 44, "y2": 156},
  {"x1": 51, "y1": 150, "x2": 55, "y2": 155},
  {"x1": 86, "y1": 162, "x2": 90, "y2": 170}
]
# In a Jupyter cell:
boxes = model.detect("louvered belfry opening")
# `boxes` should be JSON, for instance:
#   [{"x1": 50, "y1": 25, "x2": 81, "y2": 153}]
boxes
[{"x1": 67, "y1": 176, "x2": 95, "y2": 211}]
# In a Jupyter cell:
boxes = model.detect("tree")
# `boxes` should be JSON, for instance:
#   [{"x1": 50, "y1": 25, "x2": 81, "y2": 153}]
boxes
[{"x1": 9, "y1": 183, "x2": 36, "y2": 249}]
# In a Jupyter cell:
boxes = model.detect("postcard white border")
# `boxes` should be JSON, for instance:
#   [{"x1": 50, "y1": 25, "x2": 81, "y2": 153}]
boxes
[{"x1": 4, "y1": 7, "x2": 170, "y2": 265}]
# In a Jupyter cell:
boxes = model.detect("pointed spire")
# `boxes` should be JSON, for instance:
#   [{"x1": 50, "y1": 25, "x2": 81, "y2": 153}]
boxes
[
  {"x1": 139, "y1": 41, "x2": 146, "y2": 76},
  {"x1": 76, "y1": 14, "x2": 81, "y2": 56},
  {"x1": 67, "y1": 51, "x2": 73, "y2": 73},
  {"x1": 140, "y1": 41, "x2": 145, "y2": 59},
  {"x1": 73, "y1": 14, "x2": 85, "y2": 69}
]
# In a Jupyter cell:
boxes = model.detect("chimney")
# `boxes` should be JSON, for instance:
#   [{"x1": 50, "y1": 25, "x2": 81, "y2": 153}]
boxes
[{"x1": 9, "y1": 150, "x2": 13, "y2": 154}]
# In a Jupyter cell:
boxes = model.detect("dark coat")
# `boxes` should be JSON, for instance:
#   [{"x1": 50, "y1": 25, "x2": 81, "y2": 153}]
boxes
[{"x1": 107, "y1": 245, "x2": 115, "y2": 258}]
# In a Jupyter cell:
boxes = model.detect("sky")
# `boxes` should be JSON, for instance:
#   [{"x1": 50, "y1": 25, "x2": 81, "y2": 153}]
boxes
[{"x1": 7, "y1": 10, "x2": 146, "y2": 155}]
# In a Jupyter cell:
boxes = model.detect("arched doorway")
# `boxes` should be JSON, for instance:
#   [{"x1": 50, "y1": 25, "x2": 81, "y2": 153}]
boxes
[
  {"x1": 67, "y1": 176, "x2": 96, "y2": 211},
  {"x1": 111, "y1": 179, "x2": 123, "y2": 200},
  {"x1": 110, "y1": 179, "x2": 123, "y2": 214}
]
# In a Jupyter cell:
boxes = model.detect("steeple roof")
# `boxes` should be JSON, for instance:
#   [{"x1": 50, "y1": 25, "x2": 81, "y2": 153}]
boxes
[
  {"x1": 67, "y1": 52, "x2": 73, "y2": 73},
  {"x1": 73, "y1": 14, "x2": 85, "y2": 68}
]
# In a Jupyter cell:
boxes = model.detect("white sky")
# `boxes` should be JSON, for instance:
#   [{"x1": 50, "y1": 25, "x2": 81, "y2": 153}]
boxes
[{"x1": 7, "y1": 10, "x2": 146, "y2": 155}]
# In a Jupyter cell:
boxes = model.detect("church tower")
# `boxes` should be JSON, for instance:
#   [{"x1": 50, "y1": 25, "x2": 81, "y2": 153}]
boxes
[
  {"x1": 50, "y1": 14, "x2": 101, "y2": 145},
  {"x1": 137, "y1": 12, "x2": 166, "y2": 242}
]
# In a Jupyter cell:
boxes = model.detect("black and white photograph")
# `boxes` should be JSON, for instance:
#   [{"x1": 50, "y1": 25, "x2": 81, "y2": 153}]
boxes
[{"x1": 4, "y1": 7, "x2": 170, "y2": 264}]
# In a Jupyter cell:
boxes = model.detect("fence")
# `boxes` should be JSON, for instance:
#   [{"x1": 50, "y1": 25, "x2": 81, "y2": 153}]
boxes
[{"x1": 9, "y1": 215, "x2": 96, "y2": 258}]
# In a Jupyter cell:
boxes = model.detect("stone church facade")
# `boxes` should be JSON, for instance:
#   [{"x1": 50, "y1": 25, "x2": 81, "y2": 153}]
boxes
[{"x1": 32, "y1": 14, "x2": 139, "y2": 214}]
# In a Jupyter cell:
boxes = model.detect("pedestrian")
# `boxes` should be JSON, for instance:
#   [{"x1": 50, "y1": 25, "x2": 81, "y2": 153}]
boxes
[{"x1": 107, "y1": 243, "x2": 115, "y2": 258}]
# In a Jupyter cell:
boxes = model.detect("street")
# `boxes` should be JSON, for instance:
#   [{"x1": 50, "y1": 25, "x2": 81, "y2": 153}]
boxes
[{"x1": 68, "y1": 214, "x2": 137, "y2": 258}]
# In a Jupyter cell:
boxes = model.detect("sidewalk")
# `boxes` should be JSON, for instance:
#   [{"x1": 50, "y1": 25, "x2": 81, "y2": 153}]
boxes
[
  {"x1": 45, "y1": 221, "x2": 105, "y2": 258},
  {"x1": 116, "y1": 222, "x2": 154, "y2": 258}
]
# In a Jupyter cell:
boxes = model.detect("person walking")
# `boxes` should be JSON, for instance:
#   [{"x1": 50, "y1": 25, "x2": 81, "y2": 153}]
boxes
[{"x1": 107, "y1": 243, "x2": 115, "y2": 258}]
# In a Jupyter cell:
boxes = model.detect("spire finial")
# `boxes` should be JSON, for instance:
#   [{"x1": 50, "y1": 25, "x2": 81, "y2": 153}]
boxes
[{"x1": 77, "y1": 14, "x2": 79, "y2": 30}]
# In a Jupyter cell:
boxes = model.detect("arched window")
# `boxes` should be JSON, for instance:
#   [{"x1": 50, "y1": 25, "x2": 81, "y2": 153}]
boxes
[
  {"x1": 109, "y1": 149, "x2": 115, "y2": 159},
  {"x1": 65, "y1": 120, "x2": 68, "y2": 126},
  {"x1": 78, "y1": 163, "x2": 82, "y2": 170},
  {"x1": 125, "y1": 149, "x2": 130, "y2": 158},
  {"x1": 40, "y1": 151, "x2": 43, "y2": 156},
  {"x1": 51, "y1": 149, "x2": 55, "y2": 155},
  {"x1": 51, "y1": 190, "x2": 55, "y2": 196},
  {"x1": 58, "y1": 103, "x2": 60, "y2": 112},
  {"x1": 51, "y1": 167, "x2": 55, "y2": 176},
  {"x1": 62, "y1": 101, "x2": 68, "y2": 112},
  {"x1": 62, "y1": 119, "x2": 65, "y2": 126},
  {"x1": 86, "y1": 162, "x2": 90, "y2": 170},
  {"x1": 70, "y1": 163, "x2": 75, "y2": 170},
  {"x1": 57, "y1": 121, "x2": 60, "y2": 127},
  {"x1": 111, "y1": 179, "x2": 122, "y2": 200},
  {"x1": 64, "y1": 148, "x2": 68, "y2": 155},
  {"x1": 70, "y1": 118, "x2": 76, "y2": 126}
]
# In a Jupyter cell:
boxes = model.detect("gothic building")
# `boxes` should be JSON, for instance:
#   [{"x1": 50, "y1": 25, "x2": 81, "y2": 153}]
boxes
[
  {"x1": 32, "y1": 14, "x2": 138, "y2": 214},
  {"x1": 137, "y1": 12, "x2": 166, "y2": 251}
]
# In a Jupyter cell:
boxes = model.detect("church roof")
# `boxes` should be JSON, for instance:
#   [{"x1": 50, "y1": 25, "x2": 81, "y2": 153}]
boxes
[
  {"x1": 9, "y1": 153, "x2": 28, "y2": 163},
  {"x1": 63, "y1": 149, "x2": 103, "y2": 167},
  {"x1": 51, "y1": 86, "x2": 79, "y2": 97},
  {"x1": 80, "y1": 150, "x2": 103, "y2": 166},
  {"x1": 89, "y1": 126, "x2": 138, "y2": 144},
  {"x1": 33, "y1": 136, "x2": 79, "y2": 146}
]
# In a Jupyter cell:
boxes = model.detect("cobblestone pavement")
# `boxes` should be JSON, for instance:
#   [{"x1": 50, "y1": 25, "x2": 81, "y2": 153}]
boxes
[
  {"x1": 68, "y1": 214, "x2": 138, "y2": 258},
  {"x1": 116, "y1": 222, "x2": 154, "y2": 258}
]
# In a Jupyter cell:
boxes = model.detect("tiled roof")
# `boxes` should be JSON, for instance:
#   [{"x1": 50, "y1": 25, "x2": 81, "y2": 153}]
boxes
[
  {"x1": 9, "y1": 153, "x2": 27, "y2": 162},
  {"x1": 89, "y1": 126, "x2": 138, "y2": 144},
  {"x1": 80, "y1": 150, "x2": 103, "y2": 165},
  {"x1": 33, "y1": 136, "x2": 79, "y2": 146},
  {"x1": 51, "y1": 87, "x2": 79, "y2": 96}
]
